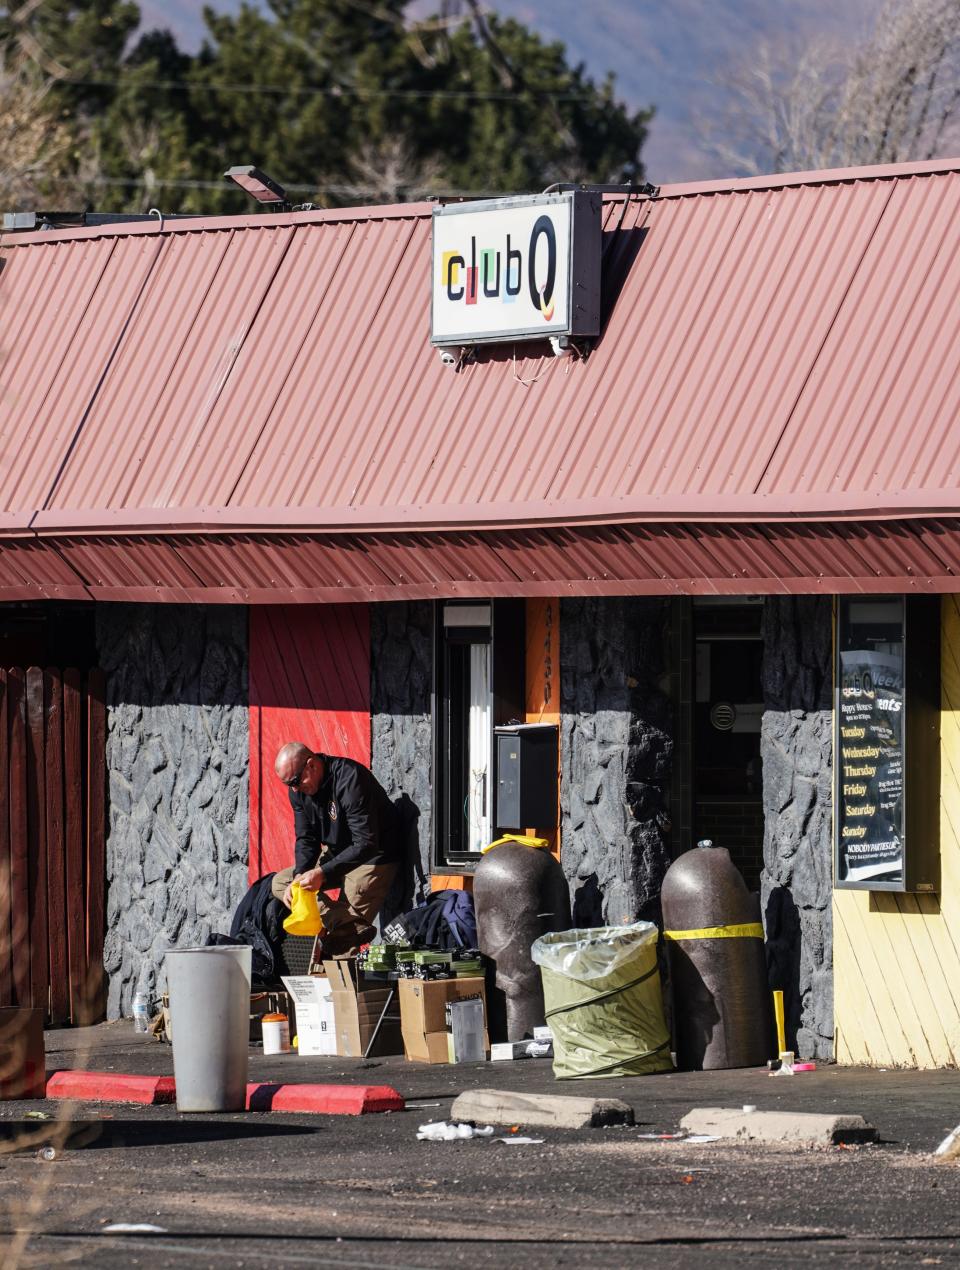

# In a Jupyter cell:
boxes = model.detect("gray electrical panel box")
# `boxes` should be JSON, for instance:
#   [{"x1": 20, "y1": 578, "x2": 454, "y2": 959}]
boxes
[{"x1": 495, "y1": 723, "x2": 558, "y2": 831}]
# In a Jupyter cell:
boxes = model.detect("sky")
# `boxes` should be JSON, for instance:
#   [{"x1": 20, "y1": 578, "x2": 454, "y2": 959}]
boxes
[{"x1": 137, "y1": 0, "x2": 886, "y2": 183}]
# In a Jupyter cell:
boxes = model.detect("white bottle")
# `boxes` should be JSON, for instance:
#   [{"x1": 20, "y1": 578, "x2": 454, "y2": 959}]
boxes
[
  {"x1": 132, "y1": 991, "x2": 151, "y2": 1033},
  {"x1": 262, "y1": 1013, "x2": 291, "y2": 1055}
]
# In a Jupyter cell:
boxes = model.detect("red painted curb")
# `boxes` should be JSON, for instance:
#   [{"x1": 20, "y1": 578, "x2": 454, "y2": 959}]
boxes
[
  {"x1": 45, "y1": 1071, "x2": 177, "y2": 1105},
  {"x1": 44, "y1": 1070, "x2": 404, "y2": 1115},
  {"x1": 246, "y1": 1082, "x2": 405, "y2": 1115}
]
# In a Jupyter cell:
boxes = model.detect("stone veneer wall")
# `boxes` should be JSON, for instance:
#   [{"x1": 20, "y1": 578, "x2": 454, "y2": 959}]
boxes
[
  {"x1": 370, "y1": 601, "x2": 434, "y2": 918},
  {"x1": 760, "y1": 595, "x2": 834, "y2": 1060},
  {"x1": 97, "y1": 605, "x2": 249, "y2": 1019},
  {"x1": 560, "y1": 597, "x2": 673, "y2": 926}
]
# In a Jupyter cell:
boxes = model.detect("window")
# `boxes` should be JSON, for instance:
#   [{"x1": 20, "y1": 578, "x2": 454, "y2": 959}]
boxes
[{"x1": 434, "y1": 600, "x2": 524, "y2": 868}]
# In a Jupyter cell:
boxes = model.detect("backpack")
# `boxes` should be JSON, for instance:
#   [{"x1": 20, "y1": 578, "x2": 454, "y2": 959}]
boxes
[
  {"x1": 205, "y1": 872, "x2": 288, "y2": 986},
  {"x1": 386, "y1": 889, "x2": 478, "y2": 951}
]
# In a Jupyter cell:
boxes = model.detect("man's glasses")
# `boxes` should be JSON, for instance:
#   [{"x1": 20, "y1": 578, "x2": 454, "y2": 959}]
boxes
[{"x1": 282, "y1": 756, "x2": 311, "y2": 789}]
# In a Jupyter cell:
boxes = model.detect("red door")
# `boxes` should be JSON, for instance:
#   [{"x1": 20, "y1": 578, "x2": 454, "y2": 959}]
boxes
[{"x1": 248, "y1": 606, "x2": 370, "y2": 881}]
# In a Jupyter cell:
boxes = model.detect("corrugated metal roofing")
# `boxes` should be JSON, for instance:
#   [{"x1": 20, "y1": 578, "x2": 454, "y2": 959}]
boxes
[
  {"x1": 3, "y1": 517, "x2": 955, "y2": 604},
  {"x1": 3, "y1": 157, "x2": 960, "y2": 599}
]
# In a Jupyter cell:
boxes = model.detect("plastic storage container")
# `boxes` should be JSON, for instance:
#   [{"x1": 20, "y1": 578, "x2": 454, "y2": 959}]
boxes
[
  {"x1": 165, "y1": 945, "x2": 252, "y2": 1111},
  {"x1": 531, "y1": 922, "x2": 672, "y2": 1079}
]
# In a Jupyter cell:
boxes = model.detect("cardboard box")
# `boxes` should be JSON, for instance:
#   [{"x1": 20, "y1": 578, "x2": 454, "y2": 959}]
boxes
[
  {"x1": 0, "y1": 1007, "x2": 45, "y2": 1100},
  {"x1": 399, "y1": 976, "x2": 488, "y2": 1064},
  {"x1": 323, "y1": 958, "x2": 403, "y2": 1059},
  {"x1": 281, "y1": 975, "x2": 337, "y2": 1056}
]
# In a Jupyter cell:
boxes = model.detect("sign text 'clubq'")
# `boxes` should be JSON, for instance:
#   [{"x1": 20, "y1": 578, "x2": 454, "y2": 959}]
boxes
[
  {"x1": 430, "y1": 191, "x2": 600, "y2": 346},
  {"x1": 440, "y1": 215, "x2": 558, "y2": 321}
]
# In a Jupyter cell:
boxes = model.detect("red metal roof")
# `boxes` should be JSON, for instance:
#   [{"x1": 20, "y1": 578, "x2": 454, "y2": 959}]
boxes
[
  {"x1": 0, "y1": 518, "x2": 951, "y2": 604},
  {"x1": 3, "y1": 157, "x2": 960, "y2": 599}
]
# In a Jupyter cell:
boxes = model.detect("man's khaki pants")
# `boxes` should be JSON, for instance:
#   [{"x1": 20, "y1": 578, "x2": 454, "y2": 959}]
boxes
[{"x1": 271, "y1": 861, "x2": 397, "y2": 958}]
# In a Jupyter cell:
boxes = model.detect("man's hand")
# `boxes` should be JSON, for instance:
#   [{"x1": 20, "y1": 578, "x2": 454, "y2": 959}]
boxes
[
  {"x1": 295, "y1": 866, "x2": 325, "y2": 893},
  {"x1": 282, "y1": 881, "x2": 294, "y2": 908}
]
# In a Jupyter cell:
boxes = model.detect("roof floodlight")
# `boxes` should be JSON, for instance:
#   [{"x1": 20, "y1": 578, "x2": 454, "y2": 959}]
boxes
[{"x1": 224, "y1": 165, "x2": 289, "y2": 208}]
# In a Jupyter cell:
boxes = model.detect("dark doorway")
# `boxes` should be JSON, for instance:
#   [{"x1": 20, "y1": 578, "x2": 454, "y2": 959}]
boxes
[{"x1": 692, "y1": 599, "x2": 765, "y2": 891}]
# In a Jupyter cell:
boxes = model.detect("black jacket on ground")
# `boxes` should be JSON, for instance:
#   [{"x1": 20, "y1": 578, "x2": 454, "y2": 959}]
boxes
[{"x1": 291, "y1": 754, "x2": 399, "y2": 886}]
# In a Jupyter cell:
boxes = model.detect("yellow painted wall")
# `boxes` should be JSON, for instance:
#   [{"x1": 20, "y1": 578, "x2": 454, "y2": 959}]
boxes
[{"x1": 833, "y1": 595, "x2": 960, "y2": 1067}]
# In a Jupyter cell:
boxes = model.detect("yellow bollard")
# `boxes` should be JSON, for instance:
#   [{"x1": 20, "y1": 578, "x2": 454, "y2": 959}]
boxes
[{"x1": 772, "y1": 989, "x2": 787, "y2": 1056}]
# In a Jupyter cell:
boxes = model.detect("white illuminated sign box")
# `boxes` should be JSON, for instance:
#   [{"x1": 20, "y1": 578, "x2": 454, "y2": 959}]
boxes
[{"x1": 431, "y1": 191, "x2": 601, "y2": 347}]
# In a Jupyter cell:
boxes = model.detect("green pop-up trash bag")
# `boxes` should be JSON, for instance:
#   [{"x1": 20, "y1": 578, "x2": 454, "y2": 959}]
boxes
[{"x1": 531, "y1": 921, "x2": 672, "y2": 1079}]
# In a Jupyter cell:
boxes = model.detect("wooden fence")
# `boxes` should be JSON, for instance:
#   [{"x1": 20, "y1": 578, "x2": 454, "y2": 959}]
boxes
[{"x1": 0, "y1": 667, "x2": 106, "y2": 1025}]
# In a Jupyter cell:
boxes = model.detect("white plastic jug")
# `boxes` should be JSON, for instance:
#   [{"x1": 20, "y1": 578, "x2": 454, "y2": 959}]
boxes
[{"x1": 262, "y1": 1013, "x2": 291, "y2": 1055}]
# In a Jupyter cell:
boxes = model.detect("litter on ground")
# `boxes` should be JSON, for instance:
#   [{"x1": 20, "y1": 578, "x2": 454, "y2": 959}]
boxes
[
  {"x1": 417, "y1": 1120, "x2": 495, "y2": 1141},
  {"x1": 101, "y1": 1224, "x2": 168, "y2": 1234}
]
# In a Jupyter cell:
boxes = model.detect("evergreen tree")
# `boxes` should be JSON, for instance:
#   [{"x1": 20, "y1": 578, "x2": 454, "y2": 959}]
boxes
[
  {"x1": 175, "y1": 0, "x2": 651, "y2": 212},
  {"x1": 1, "y1": 0, "x2": 651, "y2": 214},
  {"x1": 1, "y1": 0, "x2": 142, "y2": 203}
]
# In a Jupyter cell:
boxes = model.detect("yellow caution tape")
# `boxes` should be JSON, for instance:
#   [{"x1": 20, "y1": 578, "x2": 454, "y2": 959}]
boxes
[{"x1": 664, "y1": 923, "x2": 764, "y2": 941}]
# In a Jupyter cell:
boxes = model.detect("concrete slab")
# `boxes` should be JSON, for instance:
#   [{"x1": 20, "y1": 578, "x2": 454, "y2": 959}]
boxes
[
  {"x1": 680, "y1": 1106, "x2": 878, "y2": 1146},
  {"x1": 450, "y1": 1088, "x2": 634, "y2": 1129},
  {"x1": 39, "y1": 1022, "x2": 960, "y2": 1154}
]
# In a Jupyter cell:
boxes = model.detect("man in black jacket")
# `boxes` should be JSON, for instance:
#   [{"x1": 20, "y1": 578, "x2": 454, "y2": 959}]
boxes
[{"x1": 271, "y1": 741, "x2": 400, "y2": 956}]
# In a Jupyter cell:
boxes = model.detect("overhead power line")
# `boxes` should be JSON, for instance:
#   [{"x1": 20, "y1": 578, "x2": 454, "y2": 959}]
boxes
[
  {"x1": 59, "y1": 74, "x2": 618, "y2": 105},
  {"x1": 29, "y1": 170, "x2": 509, "y2": 198}
]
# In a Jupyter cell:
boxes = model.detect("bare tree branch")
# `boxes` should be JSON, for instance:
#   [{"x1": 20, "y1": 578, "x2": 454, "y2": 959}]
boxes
[
  {"x1": 0, "y1": 49, "x2": 74, "y2": 207},
  {"x1": 701, "y1": 0, "x2": 960, "y2": 175},
  {"x1": 329, "y1": 133, "x2": 445, "y2": 204}
]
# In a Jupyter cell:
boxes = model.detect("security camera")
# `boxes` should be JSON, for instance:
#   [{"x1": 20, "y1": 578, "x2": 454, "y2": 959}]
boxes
[
  {"x1": 438, "y1": 348, "x2": 458, "y2": 367},
  {"x1": 549, "y1": 335, "x2": 572, "y2": 358}
]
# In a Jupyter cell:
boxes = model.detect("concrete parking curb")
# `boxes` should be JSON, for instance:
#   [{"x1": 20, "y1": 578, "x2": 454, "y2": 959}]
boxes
[
  {"x1": 46, "y1": 1071, "x2": 177, "y2": 1105},
  {"x1": 45, "y1": 1070, "x2": 404, "y2": 1115},
  {"x1": 450, "y1": 1089, "x2": 635, "y2": 1129},
  {"x1": 245, "y1": 1082, "x2": 405, "y2": 1114},
  {"x1": 680, "y1": 1107, "x2": 878, "y2": 1146}
]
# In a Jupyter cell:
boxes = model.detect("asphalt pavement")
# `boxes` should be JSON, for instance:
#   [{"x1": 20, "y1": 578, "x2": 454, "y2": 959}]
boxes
[{"x1": 0, "y1": 1022, "x2": 958, "y2": 1269}]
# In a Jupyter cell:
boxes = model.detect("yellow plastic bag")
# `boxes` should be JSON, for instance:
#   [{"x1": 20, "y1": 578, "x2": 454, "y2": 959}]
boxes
[
  {"x1": 481, "y1": 833, "x2": 550, "y2": 854},
  {"x1": 282, "y1": 882, "x2": 323, "y2": 936}
]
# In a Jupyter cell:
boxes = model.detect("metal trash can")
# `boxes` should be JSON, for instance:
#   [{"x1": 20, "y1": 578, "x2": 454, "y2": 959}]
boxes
[
  {"x1": 165, "y1": 945, "x2": 251, "y2": 1112},
  {"x1": 531, "y1": 922, "x2": 672, "y2": 1079}
]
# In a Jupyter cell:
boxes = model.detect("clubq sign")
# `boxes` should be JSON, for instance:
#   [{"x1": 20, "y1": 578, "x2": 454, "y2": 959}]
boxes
[{"x1": 431, "y1": 191, "x2": 602, "y2": 347}]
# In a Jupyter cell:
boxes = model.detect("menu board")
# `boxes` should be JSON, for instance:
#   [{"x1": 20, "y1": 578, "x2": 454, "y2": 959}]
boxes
[{"x1": 836, "y1": 599, "x2": 904, "y2": 886}]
